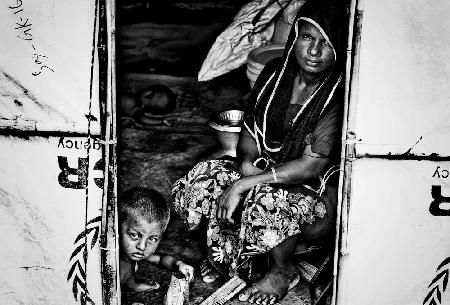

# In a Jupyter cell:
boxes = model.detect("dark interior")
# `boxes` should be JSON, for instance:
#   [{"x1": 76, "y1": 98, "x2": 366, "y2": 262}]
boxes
[{"x1": 116, "y1": 1, "x2": 341, "y2": 304}]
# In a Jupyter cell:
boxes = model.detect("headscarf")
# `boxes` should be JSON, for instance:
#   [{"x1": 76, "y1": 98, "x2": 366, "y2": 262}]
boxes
[{"x1": 244, "y1": 0, "x2": 347, "y2": 164}]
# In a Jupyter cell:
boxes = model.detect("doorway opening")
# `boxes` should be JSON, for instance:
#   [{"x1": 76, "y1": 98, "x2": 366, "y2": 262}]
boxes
[{"x1": 115, "y1": 1, "x2": 352, "y2": 304}]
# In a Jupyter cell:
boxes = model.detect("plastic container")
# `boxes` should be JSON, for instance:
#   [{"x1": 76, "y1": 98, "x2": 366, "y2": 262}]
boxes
[
  {"x1": 272, "y1": 19, "x2": 292, "y2": 44},
  {"x1": 246, "y1": 44, "x2": 285, "y2": 88}
]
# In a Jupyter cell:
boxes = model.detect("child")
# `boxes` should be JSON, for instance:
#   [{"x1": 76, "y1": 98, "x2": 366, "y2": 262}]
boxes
[{"x1": 119, "y1": 187, "x2": 194, "y2": 292}]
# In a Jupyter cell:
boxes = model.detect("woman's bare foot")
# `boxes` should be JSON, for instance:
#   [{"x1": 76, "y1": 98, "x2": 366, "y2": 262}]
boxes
[{"x1": 238, "y1": 266, "x2": 299, "y2": 304}]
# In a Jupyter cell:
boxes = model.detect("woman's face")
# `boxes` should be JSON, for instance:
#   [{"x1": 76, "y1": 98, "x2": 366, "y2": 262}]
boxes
[{"x1": 295, "y1": 22, "x2": 335, "y2": 76}]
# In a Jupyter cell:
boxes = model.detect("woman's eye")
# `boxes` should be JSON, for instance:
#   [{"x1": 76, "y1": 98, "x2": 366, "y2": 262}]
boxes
[
  {"x1": 302, "y1": 34, "x2": 312, "y2": 40},
  {"x1": 148, "y1": 237, "x2": 159, "y2": 243},
  {"x1": 129, "y1": 232, "x2": 139, "y2": 239}
]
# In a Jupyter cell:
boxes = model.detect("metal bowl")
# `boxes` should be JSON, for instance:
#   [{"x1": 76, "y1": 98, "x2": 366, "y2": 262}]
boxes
[{"x1": 208, "y1": 110, "x2": 244, "y2": 133}]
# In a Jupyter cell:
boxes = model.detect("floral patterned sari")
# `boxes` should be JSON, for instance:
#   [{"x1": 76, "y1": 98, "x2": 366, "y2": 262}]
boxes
[{"x1": 172, "y1": 159, "x2": 328, "y2": 278}]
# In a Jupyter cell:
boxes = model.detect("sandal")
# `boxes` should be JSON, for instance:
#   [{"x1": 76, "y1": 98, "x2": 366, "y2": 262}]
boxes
[{"x1": 200, "y1": 260, "x2": 221, "y2": 283}]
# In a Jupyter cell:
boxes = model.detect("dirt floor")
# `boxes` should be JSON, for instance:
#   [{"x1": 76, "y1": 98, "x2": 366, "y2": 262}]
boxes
[{"x1": 116, "y1": 1, "x2": 315, "y2": 304}]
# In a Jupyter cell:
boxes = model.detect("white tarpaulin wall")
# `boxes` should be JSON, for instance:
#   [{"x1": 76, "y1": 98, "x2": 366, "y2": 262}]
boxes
[
  {"x1": 337, "y1": 160, "x2": 450, "y2": 305},
  {"x1": 336, "y1": 0, "x2": 450, "y2": 304},
  {"x1": 0, "y1": 136, "x2": 104, "y2": 305},
  {"x1": 351, "y1": 0, "x2": 450, "y2": 157},
  {"x1": 0, "y1": 1, "x2": 118, "y2": 305},
  {"x1": 0, "y1": 1, "x2": 100, "y2": 134}
]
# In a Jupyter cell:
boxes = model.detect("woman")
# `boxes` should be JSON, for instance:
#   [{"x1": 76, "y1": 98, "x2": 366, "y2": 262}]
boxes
[{"x1": 173, "y1": 0, "x2": 346, "y2": 303}]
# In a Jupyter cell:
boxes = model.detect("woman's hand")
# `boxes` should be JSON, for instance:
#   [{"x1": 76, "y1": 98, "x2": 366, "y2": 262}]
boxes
[
  {"x1": 176, "y1": 261, "x2": 194, "y2": 281},
  {"x1": 240, "y1": 160, "x2": 265, "y2": 177},
  {"x1": 217, "y1": 182, "x2": 243, "y2": 224}
]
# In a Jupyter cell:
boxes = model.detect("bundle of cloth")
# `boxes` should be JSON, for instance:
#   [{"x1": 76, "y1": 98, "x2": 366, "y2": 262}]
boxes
[{"x1": 197, "y1": 0, "x2": 305, "y2": 81}]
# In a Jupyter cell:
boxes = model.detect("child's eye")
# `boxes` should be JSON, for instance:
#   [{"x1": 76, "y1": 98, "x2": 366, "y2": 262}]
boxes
[
  {"x1": 301, "y1": 34, "x2": 312, "y2": 40},
  {"x1": 129, "y1": 232, "x2": 139, "y2": 239}
]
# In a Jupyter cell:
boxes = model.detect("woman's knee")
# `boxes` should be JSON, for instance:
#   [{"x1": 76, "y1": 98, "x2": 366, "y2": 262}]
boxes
[
  {"x1": 189, "y1": 160, "x2": 213, "y2": 175},
  {"x1": 191, "y1": 159, "x2": 236, "y2": 178},
  {"x1": 300, "y1": 203, "x2": 336, "y2": 241}
]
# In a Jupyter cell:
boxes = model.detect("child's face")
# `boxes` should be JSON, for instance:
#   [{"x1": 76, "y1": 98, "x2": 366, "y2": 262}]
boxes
[{"x1": 120, "y1": 216, "x2": 166, "y2": 262}]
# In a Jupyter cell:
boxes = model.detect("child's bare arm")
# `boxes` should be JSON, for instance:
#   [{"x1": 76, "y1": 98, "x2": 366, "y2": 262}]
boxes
[
  {"x1": 145, "y1": 253, "x2": 194, "y2": 281},
  {"x1": 144, "y1": 253, "x2": 176, "y2": 270},
  {"x1": 144, "y1": 253, "x2": 163, "y2": 266}
]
